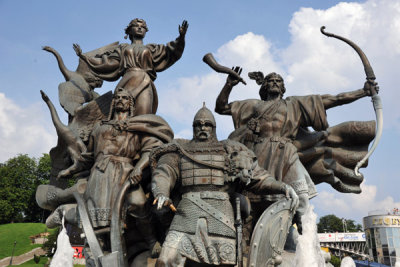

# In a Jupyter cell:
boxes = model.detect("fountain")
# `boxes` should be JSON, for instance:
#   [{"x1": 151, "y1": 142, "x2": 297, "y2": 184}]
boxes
[{"x1": 50, "y1": 216, "x2": 74, "y2": 267}]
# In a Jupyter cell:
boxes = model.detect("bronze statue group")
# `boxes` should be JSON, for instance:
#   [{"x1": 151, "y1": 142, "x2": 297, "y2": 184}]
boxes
[{"x1": 35, "y1": 18, "x2": 379, "y2": 267}]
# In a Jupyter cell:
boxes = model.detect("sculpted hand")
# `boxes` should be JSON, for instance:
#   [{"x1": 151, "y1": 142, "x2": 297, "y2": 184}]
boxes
[
  {"x1": 283, "y1": 184, "x2": 299, "y2": 211},
  {"x1": 363, "y1": 80, "x2": 379, "y2": 96},
  {"x1": 227, "y1": 66, "x2": 244, "y2": 86},
  {"x1": 129, "y1": 168, "x2": 142, "y2": 185},
  {"x1": 153, "y1": 194, "x2": 176, "y2": 212},
  {"x1": 179, "y1": 20, "x2": 189, "y2": 38}
]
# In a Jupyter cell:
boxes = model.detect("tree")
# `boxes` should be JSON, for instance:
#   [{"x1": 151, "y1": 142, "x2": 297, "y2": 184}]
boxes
[
  {"x1": 345, "y1": 219, "x2": 363, "y2": 232},
  {"x1": 0, "y1": 154, "x2": 51, "y2": 224},
  {"x1": 42, "y1": 227, "x2": 60, "y2": 256},
  {"x1": 330, "y1": 255, "x2": 341, "y2": 267},
  {"x1": 26, "y1": 154, "x2": 51, "y2": 222},
  {"x1": 317, "y1": 214, "x2": 363, "y2": 233}
]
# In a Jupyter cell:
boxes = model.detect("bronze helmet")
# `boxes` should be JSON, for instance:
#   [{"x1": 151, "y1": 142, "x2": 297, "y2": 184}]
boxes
[
  {"x1": 192, "y1": 102, "x2": 217, "y2": 141},
  {"x1": 193, "y1": 102, "x2": 216, "y2": 127}
]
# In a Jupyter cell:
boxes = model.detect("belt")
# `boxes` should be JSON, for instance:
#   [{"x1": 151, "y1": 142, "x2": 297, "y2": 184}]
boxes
[
  {"x1": 125, "y1": 67, "x2": 146, "y2": 73},
  {"x1": 183, "y1": 191, "x2": 234, "y2": 229},
  {"x1": 99, "y1": 154, "x2": 133, "y2": 163},
  {"x1": 95, "y1": 154, "x2": 133, "y2": 172},
  {"x1": 182, "y1": 191, "x2": 229, "y2": 200}
]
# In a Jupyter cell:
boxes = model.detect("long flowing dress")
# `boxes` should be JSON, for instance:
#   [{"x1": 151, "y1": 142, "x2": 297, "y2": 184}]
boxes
[{"x1": 84, "y1": 39, "x2": 185, "y2": 115}]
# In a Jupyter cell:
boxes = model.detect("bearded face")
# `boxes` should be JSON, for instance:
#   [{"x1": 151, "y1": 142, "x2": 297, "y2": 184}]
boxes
[
  {"x1": 193, "y1": 120, "x2": 214, "y2": 142},
  {"x1": 114, "y1": 91, "x2": 131, "y2": 112},
  {"x1": 259, "y1": 73, "x2": 286, "y2": 100},
  {"x1": 265, "y1": 76, "x2": 284, "y2": 96}
]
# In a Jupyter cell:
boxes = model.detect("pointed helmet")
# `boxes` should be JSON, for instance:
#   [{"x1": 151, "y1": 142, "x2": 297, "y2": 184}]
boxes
[{"x1": 193, "y1": 102, "x2": 216, "y2": 127}]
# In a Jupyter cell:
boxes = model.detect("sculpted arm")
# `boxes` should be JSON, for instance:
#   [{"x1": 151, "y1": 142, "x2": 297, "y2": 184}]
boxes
[
  {"x1": 246, "y1": 164, "x2": 299, "y2": 211},
  {"x1": 321, "y1": 81, "x2": 378, "y2": 110},
  {"x1": 131, "y1": 136, "x2": 166, "y2": 184},
  {"x1": 129, "y1": 151, "x2": 151, "y2": 185},
  {"x1": 177, "y1": 20, "x2": 188, "y2": 46},
  {"x1": 215, "y1": 81, "x2": 233, "y2": 115},
  {"x1": 149, "y1": 20, "x2": 188, "y2": 72},
  {"x1": 73, "y1": 43, "x2": 119, "y2": 73},
  {"x1": 215, "y1": 66, "x2": 243, "y2": 115},
  {"x1": 151, "y1": 153, "x2": 180, "y2": 210}
]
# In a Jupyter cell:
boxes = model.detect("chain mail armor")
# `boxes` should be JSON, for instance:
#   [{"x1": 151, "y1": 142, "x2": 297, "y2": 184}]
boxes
[{"x1": 151, "y1": 138, "x2": 289, "y2": 265}]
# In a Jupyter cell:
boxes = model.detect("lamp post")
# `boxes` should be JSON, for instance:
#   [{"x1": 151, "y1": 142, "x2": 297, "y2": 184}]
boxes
[{"x1": 9, "y1": 240, "x2": 17, "y2": 266}]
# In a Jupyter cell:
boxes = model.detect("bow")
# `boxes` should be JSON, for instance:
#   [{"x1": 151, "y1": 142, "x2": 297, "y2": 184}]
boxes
[{"x1": 320, "y1": 26, "x2": 383, "y2": 176}]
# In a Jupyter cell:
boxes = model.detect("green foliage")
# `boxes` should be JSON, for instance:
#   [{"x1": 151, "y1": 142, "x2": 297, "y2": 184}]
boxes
[
  {"x1": 346, "y1": 219, "x2": 363, "y2": 232},
  {"x1": 0, "y1": 154, "x2": 51, "y2": 223},
  {"x1": 0, "y1": 223, "x2": 49, "y2": 259},
  {"x1": 42, "y1": 227, "x2": 59, "y2": 257},
  {"x1": 330, "y1": 254, "x2": 341, "y2": 267},
  {"x1": 317, "y1": 214, "x2": 363, "y2": 233}
]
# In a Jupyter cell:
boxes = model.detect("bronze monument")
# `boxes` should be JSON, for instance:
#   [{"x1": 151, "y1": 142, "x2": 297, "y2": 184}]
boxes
[{"x1": 35, "y1": 21, "x2": 381, "y2": 267}]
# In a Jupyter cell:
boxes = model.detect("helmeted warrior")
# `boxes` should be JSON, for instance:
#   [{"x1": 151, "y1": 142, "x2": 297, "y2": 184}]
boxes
[{"x1": 151, "y1": 104, "x2": 299, "y2": 266}]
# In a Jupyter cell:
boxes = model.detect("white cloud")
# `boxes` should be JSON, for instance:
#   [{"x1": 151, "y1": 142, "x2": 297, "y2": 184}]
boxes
[
  {"x1": 216, "y1": 32, "x2": 283, "y2": 75},
  {"x1": 157, "y1": 32, "x2": 282, "y2": 139},
  {"x1": 283, "y1": 0, "x2": 400, "y2": 126},
  {"x1": 0, "y1": 93, "x2": 57, "y2": 162},
  {"x1": 313, "y1": 182, "x2": 400, "y2": 223},
  {"x1": 155, "y1": 0, "x2": 400, "y2": 224},
  {"x1": 174, "y1": 128, "x2": 193, "y2": 140},
  {"x1": 159, "y1": 0, "x2": 400, "y2": 136}
]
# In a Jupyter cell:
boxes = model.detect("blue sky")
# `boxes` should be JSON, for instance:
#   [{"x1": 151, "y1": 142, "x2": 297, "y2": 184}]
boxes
[{"x1": 0, "y1": 0, "x2": 399, "y2": 224}]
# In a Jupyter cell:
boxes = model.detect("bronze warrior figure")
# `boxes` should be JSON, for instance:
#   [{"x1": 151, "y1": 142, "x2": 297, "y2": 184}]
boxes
[
  {"x1": 215, "y1": 67, "x2": 378, "y2": 233},
  {"x1": 39, "y1": 88, "x2": 173, "y2": 261},
  {"x1": 151, "y1": 104, "x2": 298, "y2": 266}
]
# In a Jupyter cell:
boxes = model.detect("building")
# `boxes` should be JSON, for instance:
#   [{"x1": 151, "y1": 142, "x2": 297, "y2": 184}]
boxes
[
  {"x1": 363, "y1": 210, "x2": 400, "y2": 266},
  {"x1": 318, "y1": 232, "x2": 368, "y2": 258}
]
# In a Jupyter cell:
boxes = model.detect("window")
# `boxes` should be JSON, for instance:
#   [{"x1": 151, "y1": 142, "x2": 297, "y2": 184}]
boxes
[
  {"x1": 379, "y1": 228, "x2": 388, "y2": 246},
  {"x1": 383, "y1": 246, "x2": 389, "y2": 257},
  {"x1": 391, "y1": 256, "x2": 400, "y2": 267},
  {"x1": 383, "y1": 256, "x2": 390, "y2": 266},
  {"x1": 394, "y1": 237, "x2": 400, "y2": 248},
  {"x1": 393, "y1": 228, "x2": 400, "y2": 238},
  {"x1": 389, "y1": 237, "x2": 394, "y2": 248},
  {"x1": 389, "y1": 247, "x2": 395, "y2": 257},
  {"x1": 387, "y1": 228, "x2": 393, "y2": 237}
]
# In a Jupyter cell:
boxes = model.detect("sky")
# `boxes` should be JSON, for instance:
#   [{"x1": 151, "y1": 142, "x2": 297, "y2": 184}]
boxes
[{"x1": 0, "y1": 0, "x2": 399, "y2": 225}]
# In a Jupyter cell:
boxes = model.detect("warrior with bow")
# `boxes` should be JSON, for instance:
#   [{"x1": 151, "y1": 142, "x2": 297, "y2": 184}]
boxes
[{"x1": 213, "y1": 27, "x2": 381, "y2": 234}]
